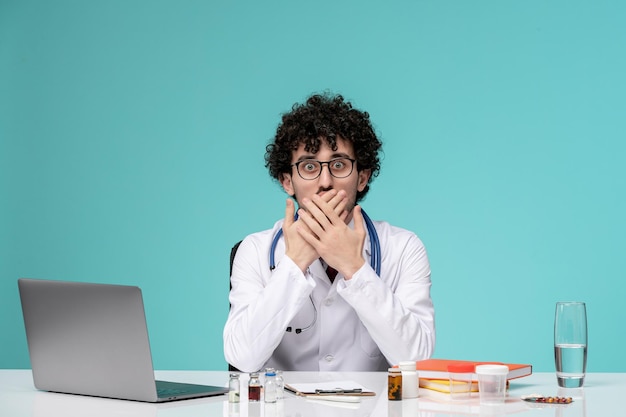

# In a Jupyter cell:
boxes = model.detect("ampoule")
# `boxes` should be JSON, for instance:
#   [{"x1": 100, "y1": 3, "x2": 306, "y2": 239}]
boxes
[
  {"x1": 264, "y1": 370, "x2": 277, "y2": 403},
  {"x1": 228, "y1": 372, "x2": 240, "y2": 403},
  {"x1": 248, "y1": 372, "x2": 262, "y2": 402},
  {"x1": 275, "y1": 370, "x2": 285, "y2": 399}
]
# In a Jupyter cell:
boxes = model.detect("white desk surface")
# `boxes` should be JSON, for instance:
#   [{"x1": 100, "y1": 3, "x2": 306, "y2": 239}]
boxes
[{"x1": 0, "y1": 369, "x2": 621, "y2": 416}]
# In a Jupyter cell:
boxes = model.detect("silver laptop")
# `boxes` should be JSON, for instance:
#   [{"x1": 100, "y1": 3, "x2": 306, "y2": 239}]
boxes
[{"x1": 18, "y1": 278, "x2": 228, "y2": 402}]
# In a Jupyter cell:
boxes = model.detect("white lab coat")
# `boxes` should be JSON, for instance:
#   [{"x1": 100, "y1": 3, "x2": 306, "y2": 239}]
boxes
[{"x1": 223, "y1": 217, "x2": 435, "y2": 372}]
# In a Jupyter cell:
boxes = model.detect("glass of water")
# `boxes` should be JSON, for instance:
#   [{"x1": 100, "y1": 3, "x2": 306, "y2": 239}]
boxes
[{"x1": 554, "y1": 302, "x2": 587, "y2": 388}]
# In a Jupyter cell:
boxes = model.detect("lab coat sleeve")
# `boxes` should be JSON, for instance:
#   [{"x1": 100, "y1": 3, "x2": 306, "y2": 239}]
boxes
[
  {"x1": 223, "y1": 236, "x2": 315, "y2": 372},
  {"x1": 336, "y1": 232, "x2": 435, "y2": 365}
]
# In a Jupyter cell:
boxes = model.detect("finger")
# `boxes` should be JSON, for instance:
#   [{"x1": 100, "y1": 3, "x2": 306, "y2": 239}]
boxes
[
  {"x1": 330, "y1": 191, "x2": 349, "y2": 216},
  {"x1": 284, "y1": 198, "x2": 295, "y2": 227},
  {"x1": 301, "y1": 197, "x2": 329, "y2": 226},
  {"x1": 322, "y1": 189, "x2": 346, "y2": 211},
  {"x1": 297, "y1": 222, "x2": 322, "y2": 250},
  {"x1": 319, "y1": 189, "x2": 337, "y2": 203},
  {"x1": 353, "y1": 205, "x2": 365, "y2": 234},
  {"x1": 309, "y1": 194, "x2": 342, "y2": 225},
  {"x1": 297, "y1": 206, "x2": 326, "y2": 238},
  {"x1": 296, "y1": 216, "x2": 319, "y2": 242}
]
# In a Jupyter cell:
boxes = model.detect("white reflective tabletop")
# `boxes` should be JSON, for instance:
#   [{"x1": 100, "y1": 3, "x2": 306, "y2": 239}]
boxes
[{"x1": 0, "y1": 370, "x2": 620, "y2": 416}]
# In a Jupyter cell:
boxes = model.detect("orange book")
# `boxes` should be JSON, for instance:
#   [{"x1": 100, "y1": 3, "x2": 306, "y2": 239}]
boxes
[{"x1": 415, "y1": 358, "x2": 532, "y2": 380}]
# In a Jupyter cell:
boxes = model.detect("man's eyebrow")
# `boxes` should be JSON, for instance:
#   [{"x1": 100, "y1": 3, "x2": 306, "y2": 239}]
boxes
[
  {"x1": 294, "y1": 155, "x2": 316, "y2": 162},
  {"x1": 294, "y1": 153, "x2": 353, "y2": 162}
]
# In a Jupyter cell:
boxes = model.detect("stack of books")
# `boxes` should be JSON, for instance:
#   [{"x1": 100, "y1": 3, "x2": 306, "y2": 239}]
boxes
[{"x1": 414, "y1": 359, "x2": 532, "y2": 394}]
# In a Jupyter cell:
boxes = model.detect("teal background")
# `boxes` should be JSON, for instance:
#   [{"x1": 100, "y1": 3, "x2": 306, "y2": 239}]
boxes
[{"x1": 2, "y1": 0, "x2": 624, "y2": 372}]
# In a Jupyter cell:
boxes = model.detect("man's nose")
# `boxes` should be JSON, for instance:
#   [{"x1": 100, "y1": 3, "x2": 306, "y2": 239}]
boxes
[{"x1": 318, "y1": 163, "x2": 334, "y2": 187}]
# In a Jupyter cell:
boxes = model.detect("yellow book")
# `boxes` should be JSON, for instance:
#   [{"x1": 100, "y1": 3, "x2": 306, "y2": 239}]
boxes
[{"x1": 419, "y1": 378, "x2": 479, "y2": 394}]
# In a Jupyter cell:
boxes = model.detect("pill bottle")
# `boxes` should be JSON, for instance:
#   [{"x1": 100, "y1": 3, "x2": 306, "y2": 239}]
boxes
[
  {"x1": 388, "y1": 368, "x2": 402, "y2": 400},
  {"x1": 399, "y1": 361, "x2": 418, "y2": 398}
]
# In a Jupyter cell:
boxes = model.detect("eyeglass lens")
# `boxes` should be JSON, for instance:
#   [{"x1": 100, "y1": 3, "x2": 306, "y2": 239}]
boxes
[{"x1": 296, "y1": 158, "x2": 354, "y2": 179}]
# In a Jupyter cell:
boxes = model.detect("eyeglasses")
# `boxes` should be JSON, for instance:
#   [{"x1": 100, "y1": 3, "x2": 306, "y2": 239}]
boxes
[{"x1": 292, "y1": 157, "x2": 356, "y2": 180}]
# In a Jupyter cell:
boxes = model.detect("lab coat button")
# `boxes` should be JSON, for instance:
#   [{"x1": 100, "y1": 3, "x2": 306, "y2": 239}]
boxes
[
  {"x1": 324, "y1": 355, "x2": 334, "y2": 362},
  {"x1": 324, "y1": 298, "x2": 334, "y2": 306}
]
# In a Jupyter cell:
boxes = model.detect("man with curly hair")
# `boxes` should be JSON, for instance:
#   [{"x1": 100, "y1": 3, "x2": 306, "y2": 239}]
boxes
[{"x1": 224, "y1": 93, "x2": 435, "y2": 372}]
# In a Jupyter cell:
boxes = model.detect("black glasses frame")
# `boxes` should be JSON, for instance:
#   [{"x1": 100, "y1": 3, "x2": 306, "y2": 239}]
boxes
[{"x1": 292, "y1": 157, "x2": 356, "y2": 180}]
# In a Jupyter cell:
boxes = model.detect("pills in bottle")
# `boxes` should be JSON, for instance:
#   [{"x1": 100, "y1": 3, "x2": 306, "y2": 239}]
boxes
[{"x1": 388, "y1": 368, "x2": 402, "y2": 400}]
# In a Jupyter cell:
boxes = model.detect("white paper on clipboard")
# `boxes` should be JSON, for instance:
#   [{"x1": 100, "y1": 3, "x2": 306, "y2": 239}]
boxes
[{"x1": 285, "y1": 380, "x2": 375, "y2": 396}]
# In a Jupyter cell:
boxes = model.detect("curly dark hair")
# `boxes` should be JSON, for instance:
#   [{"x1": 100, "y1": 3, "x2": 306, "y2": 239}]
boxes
[{"x1": 265, "y1": 93, "x2": 383, "y2": 203}]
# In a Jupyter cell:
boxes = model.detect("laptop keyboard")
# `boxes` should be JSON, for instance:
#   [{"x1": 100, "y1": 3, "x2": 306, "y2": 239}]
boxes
[
  {"x1": 158, "y1": 387, "x2": 190, "y2": 397},
  {"x1": 155, "y1": 380, "x2": 228, "y2": 399}
]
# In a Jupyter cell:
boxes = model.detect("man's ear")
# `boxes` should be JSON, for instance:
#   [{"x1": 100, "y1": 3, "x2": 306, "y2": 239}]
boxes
[
  {"x1": 280, "y1": 173, "x2": 295, "y2": 196},
  {"x1": 357, "y1": 169, "x2": 371, "y2": 192}
]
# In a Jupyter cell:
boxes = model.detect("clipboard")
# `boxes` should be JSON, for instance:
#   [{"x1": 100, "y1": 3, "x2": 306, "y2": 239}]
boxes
[{"x1": 285, "y1": 380, "x2": 376, "y2": 397}]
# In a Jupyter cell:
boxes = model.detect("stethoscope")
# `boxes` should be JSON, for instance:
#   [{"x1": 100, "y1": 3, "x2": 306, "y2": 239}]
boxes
[{"x1": 269, "y1": 209, "x2": 381, "y2": 333}]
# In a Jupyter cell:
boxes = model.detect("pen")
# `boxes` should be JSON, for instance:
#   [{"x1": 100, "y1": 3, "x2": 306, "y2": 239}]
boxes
[{"x1": 315, "y1": 388, "x2": 363, "y2": 394}]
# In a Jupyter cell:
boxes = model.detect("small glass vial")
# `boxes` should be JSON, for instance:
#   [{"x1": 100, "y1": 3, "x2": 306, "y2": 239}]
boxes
[
  {"x1": 264, "y1": 370, "x2": 277, "y2": 403},
  {"x1": 275, "y1": 370, "x2": 285, "y2": 399},
  {"x1": 228, "y1": 372, "x2": 240, "y2": 403},
  {"x1": 248, "y1": 372, "x2": 262, "y2": 402},
  {"x1": 399, "y1": 361, "x2": 419, "y2": 398},
  {"x1": 388, "y1": 368, "x2": 402, "y2": 400}
]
